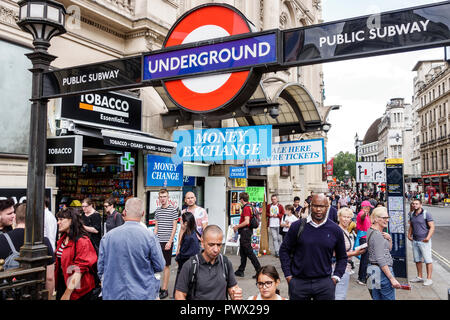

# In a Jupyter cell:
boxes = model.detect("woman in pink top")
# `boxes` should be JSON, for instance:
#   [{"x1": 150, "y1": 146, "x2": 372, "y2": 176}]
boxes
[{"x1": 356, "y1": 200, "x2": 374, "y2": 285}]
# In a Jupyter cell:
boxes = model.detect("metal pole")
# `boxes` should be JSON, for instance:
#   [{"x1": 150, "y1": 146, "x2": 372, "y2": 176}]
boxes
[{"x1": 17, "y1": 49, "x2": 56, "y2": 269}]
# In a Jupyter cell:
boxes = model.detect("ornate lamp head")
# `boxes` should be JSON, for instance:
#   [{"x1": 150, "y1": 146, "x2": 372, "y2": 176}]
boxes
[{"x1": 17, "y1": 0, "x2": 66, "y2": 50}]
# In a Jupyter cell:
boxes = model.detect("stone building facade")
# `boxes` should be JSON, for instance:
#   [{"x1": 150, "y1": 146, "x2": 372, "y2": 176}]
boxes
[
  {"x1": 0, "y1": 0, "x2": 328, "y2": 222},
  {"x1": 414, "y1": 60, "x2": 450, "y2": 195}
]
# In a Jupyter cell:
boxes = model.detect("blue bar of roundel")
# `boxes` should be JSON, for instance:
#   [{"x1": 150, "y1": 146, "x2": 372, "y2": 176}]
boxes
[{"x1": 143, "y1": 34, "x2": 277, "y2": 81}]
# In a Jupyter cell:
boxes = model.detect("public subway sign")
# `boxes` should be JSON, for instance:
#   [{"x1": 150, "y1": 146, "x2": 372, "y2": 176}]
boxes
[
  {"x1": 247, "y1": 139, "x2": 325, "y2": 167},
  {"x1": 42, "y1": 56, "x2": 142, "y2": 99},
  {"x1": 40, "y1": 2, "x2": 450, "y2": 114},
  {"x1": 282, "y1": 2, "x2": 450, "y2": 66},
  {"x1": 172, "y1": 125, "x2": 272, "y2": 162},
  {"x1": 146, "y1": 154, "x2": 183, "y2": 187},
  {"x1": 143, "y1": 32, "x2": 278, "y2": 81},
  {"x1": 61, "y1": 91, "x2": 142, "y2": 131}
]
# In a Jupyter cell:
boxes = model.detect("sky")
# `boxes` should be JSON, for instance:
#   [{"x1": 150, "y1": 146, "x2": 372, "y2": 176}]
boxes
[{"x1": 321, "y1": 0, "x2": 445, "y2": 160}]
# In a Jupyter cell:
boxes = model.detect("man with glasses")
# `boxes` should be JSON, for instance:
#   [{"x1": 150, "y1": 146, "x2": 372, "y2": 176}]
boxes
[
  {"x1": 104, "y1": 197, "x2": 124, "y2": 234},
  {"x1": 279, "y1": 193, "x2": 348, "y2": 300}
]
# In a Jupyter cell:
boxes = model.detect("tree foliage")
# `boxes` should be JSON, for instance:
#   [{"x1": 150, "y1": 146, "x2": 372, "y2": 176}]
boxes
[{"x1": 332, "y1": 151, "x2": 356, "y2": 181}]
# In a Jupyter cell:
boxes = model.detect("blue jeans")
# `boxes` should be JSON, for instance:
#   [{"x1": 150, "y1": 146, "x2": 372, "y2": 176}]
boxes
[
  {"x1": 367, "y1": 264, "x2": 396, "y2": 300},
  {"x1": 334, "y1": 271, "x2": 350, "y2": 300}
]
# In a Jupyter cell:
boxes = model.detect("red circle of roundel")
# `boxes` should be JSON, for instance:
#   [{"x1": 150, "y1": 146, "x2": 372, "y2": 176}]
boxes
[{"x1": 163, "y1": 5, "x2": 252, "y2": 113}]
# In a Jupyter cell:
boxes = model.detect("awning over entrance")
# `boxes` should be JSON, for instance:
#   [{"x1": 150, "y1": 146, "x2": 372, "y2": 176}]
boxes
[
  {"x1": 159, "y1": 80, "x2": 324, "y2": 135},
  {"x1": 101, "y1": 129, "x2": 176, "y2": 154},
  {"x1": 235, "y1": 81, "x2": 323, "y2": 136}
]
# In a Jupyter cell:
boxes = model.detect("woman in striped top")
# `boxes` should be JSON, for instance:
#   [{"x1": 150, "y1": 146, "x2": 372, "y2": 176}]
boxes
[{"x1": 55, "y1": 207, "x2": 98, "y2": 300}]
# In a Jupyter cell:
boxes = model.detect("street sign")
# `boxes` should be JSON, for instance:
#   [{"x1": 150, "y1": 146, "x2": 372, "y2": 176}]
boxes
[
  {"x1": 282, "y1": 2, "x2": 450, "y2": 67},
  {"x1": 42, "y1": 56, "x2": 142, "y2": 99},
  {"x1": 39, "y1": 2, "x2": 450, "y2": 117},
  {"x1": 46, "y1": 135, "x2": 83, "y2": 166},
  {"x1": 356, "y1": 162, "x2": 386, "y2": 183}
]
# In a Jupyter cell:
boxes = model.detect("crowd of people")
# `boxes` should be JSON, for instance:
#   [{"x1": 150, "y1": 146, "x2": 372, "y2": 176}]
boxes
[{"x1": 0, "y1": 186, "x2": 435, "y2": 301}]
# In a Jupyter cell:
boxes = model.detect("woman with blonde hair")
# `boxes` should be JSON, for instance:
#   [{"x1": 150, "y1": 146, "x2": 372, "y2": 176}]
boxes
[
  {"x1": 335, "y1": 208, "x2": 366, "y2": 300},
  {"x1": 366, "y1": 207, "x2": 401, "y2": 300}
]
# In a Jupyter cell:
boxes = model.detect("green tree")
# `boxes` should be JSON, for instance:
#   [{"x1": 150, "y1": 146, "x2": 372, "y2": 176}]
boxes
[{"x1": 332, "y1": 151, "x2": 356, "y2": 181}]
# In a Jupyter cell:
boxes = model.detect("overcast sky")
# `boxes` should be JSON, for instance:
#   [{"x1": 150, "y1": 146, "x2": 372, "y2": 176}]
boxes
[{"x1": 321, "y1": 0, "x2": 444, "y2": 161}]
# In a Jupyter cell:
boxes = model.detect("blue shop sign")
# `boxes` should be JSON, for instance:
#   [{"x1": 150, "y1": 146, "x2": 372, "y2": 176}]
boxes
[
  {"x1": 146, "y1": 155, "x2": 183, "y2": 187},
  {"x1": 229, "y1": 166, "x2": 247, "y2": 179},
  {"x1": 183, "y1": 176, "x2": 196, "y2": 186},
  {"x1": 172, "y1": 125, "x2": 272, "y2": 162}
]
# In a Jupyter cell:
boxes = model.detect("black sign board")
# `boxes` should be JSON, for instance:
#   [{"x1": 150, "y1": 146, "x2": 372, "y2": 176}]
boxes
[
  {"x1": 42, "y1": 56, "x2": 142, "y2": 99},
  {"x1": 61, "y1": 91, "x2": 142, "y2": 131},
  {"x1": 385, "y1": 160, "x2": 407, "y2": 279},
  {"x1": 46, "y1": 135, "x2": 83, "y2": 166},
  {"x1": 283, "y1": 2, "x2": 450, "y2": 67},
  {"x1": 0, "y1": 188, "x2": 52, "y2": 210},
  {"x1": 102, "y1": 130, "x2": 175, "y2": 154}
]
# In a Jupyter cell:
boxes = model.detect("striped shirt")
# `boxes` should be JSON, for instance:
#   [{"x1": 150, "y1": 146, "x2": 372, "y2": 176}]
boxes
[
  {"x1": 56, "y1": 242, "x2": 67, "y2": 259},
  {"x1": 155, "y1": 205, "x2": 179, "y2": 242}
]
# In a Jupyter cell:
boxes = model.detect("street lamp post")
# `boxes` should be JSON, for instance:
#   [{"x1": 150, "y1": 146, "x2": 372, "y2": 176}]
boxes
[{"x1": 15, "y1": 0, "x2": 66, "y2": 269}]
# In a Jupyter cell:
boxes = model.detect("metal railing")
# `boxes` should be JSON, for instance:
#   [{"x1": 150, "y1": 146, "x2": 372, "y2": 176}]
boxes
[{"x1": 0, "y1": 261, "x2": 47, "y2": 300}]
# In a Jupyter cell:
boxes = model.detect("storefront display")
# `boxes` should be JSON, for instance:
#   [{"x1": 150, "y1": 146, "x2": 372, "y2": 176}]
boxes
[{"x1": 58, "y1": 154, "x2": 134, "y2": 213}]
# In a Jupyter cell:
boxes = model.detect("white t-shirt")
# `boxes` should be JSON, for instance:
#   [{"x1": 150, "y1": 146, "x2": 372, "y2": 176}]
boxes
[
  {"x1": 247, "y1": 293, "x2": 287, "y2": 300},
  {"x1": 269, "y1": 205, "x2": 280, "y2": 228},
  {"x1": 44, "y1": 208, "x2": 57, "y2": 252},
  {"x1": 282, "y1": 214, "x2": 298, "y2": 232}
]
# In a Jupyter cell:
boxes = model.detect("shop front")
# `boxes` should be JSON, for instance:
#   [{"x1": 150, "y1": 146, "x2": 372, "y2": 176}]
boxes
[{"x1": 52, "y1": 91, "x2": 176, "y2": 235}]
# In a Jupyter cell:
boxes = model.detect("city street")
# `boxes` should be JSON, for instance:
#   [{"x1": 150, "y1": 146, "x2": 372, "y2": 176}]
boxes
[{"x1": 422, "y1": 205, "x2": 450, "y2": 272}]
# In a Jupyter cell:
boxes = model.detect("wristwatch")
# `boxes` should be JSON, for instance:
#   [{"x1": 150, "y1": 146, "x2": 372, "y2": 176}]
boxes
[{"x1": 332, "y1": 275, "x2": 341, "y2": 283}]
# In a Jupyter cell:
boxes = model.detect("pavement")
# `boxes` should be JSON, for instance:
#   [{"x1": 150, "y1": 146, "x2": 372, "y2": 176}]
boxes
[{"x1": 159, "y1": 238, "x2": 450, "y2": 300}]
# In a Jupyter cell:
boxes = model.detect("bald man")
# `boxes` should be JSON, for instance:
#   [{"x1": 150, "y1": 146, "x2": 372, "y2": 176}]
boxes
[
  {"x1": 176, "y1": 192, "x2": 208, "y2": 256},
  {"x1": 279, "y1": 193, "x2": 348, "y2": 300},
  {"x1": 98, "y1": 197, "x2": 165, "y2": 300},
  {"x1": 175, "y1": 225, "x2": 242, "y2": 300}
]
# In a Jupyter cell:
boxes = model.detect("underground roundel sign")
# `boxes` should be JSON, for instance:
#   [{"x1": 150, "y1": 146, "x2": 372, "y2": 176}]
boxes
[{"x1": 160, "y1": 4, "x2": 261, "y2": 113}]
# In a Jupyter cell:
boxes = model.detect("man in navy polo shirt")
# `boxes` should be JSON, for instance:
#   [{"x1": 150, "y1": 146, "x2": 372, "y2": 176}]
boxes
[
  {"x1": 408, "y1": 199, "x2": 435, "y2": 286},
  {"x1": 279, "y1": 193, "x2": 347, "y2": 300}
]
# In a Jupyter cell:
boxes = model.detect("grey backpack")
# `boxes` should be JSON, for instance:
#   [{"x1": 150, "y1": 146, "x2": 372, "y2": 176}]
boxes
[{"x1": 3, "y1": 233, "x2": 20, "y2": 270}]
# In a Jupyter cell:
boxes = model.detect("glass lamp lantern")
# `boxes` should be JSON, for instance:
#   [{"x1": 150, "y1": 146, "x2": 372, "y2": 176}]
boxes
[{"x1": 17, "y1": 0, "x2": 66, "y2": 49}]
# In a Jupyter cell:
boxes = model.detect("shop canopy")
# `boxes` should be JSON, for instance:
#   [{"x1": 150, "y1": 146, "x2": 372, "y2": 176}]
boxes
[{"x1": 70, "y1": 123, "x2": 176, "y2": 154}]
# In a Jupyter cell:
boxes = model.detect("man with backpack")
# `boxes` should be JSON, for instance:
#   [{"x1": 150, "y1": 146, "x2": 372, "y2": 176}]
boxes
[
  {"x1": 408, "y1": 199, "x2": 435, "y2": 286},
  {"x1": 233, "y1": 192, "x2": 261, "y2": 279},
  {"x1": 0, "y1": 203, "x2": 55, "y2": 269},
  {"x1": 174, "y1": 225, "x2": 243, "y2": 300}
]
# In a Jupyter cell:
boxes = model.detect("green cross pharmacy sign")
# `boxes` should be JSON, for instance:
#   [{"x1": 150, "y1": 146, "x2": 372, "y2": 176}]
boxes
[{"x1": 120, "y1": 152, "x2": 135, "y2": 171}]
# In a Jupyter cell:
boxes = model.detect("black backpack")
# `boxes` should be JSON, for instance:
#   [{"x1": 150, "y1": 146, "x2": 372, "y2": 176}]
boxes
[
  {"x1": 186, "y1": 253, "x2": 229, "y2": 300},
  {"x1": 244, "y1": 204, "x2": 260, "y2": 229}
]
